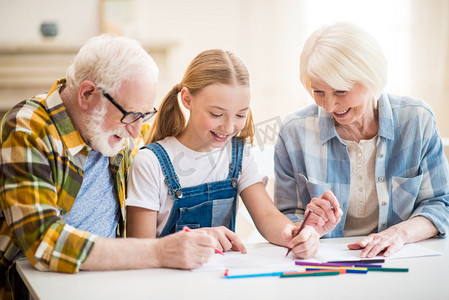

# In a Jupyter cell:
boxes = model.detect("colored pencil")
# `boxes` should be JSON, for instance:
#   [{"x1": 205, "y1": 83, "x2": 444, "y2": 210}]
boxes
[
  {"x1": 224, "y1": 272, "x2": 284, "y2": 279},
  {"x1": 327, "y1": 259, "x2": 385, "y2": 264},
  {"x1": 305, "y1": 267, "x2": 368, "y2": 274},
  {"x1": 280, "y1": 271, "x2": 342, "y2": 278},
  {"x1": 283, "y1": 269, "x2": 346, "y2": 275},
  {"x1": 303, "y1": 265, "x2": 367, "y2": 271},
  {"x1": 183, "y1": 226, "x2": 224, "y2": 255},
  {"x1": 285, "y1": 210, "x2": 313, "y2": 257},
  {"x1": 295, "y1": 261, "x2": 382, "y2": 268},
  {"x1": 366, "y1": 267, "x2": 409, "y2": 272}
]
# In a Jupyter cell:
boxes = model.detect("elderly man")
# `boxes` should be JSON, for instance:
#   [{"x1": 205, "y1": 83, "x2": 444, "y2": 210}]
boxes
[{"x1": 0, "y1": 34, "x2": 215, "y2": 298}]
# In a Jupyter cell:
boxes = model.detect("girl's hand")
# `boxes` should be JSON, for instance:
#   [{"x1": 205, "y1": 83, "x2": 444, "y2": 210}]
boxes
[
  {"x1": 306, "y1": 190, "x2": 343, "y2": 236},
  {"x1": 196, "y1": 226, "x2": 247, "y2": 254},
  {"x1": 282, "y1": 224, "x2": 319, "y2": 259}
]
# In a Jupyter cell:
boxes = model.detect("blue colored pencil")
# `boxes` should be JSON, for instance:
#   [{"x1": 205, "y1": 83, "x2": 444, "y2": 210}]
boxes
[{"x1": 223, "y1": 272, "x2": 284, "y2": 279}]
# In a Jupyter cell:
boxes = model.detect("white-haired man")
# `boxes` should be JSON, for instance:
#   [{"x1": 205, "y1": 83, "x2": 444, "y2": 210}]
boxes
[{"x1": 0, "y1": 34, "x2": 215, "y2": 298}]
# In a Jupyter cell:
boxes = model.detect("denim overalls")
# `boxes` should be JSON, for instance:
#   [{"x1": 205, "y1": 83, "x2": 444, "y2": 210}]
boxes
[{"x1": 141, "y1": 137, "x2": 244, "y2": 237}]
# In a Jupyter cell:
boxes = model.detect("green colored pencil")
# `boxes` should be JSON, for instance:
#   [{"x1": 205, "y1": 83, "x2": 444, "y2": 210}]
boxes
[
  {"x1": 280, "y1": 271, "x2": 341, "y2": 278},
  {"x1": 367, "y1": 267, "x2": 409, "y2": 272}
]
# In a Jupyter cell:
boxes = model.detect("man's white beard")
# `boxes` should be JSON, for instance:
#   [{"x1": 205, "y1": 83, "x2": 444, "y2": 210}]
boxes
[{"x1": 84, "y1": 104, "x2": 131, "y2": 157}]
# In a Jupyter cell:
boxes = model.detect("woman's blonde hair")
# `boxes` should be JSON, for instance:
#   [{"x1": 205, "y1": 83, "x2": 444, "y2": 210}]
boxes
[
  {"x1": 146, "y1": 49, "x2": 254, "y2": 144},
  {"x1": 300, "y1": 22, "x2": 387, "y2": 100}
]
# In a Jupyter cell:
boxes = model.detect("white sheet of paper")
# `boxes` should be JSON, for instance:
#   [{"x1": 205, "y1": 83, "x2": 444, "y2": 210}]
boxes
[
  {"x1": 195, "y1": 241, "x2": 442, "y2": 273},
  {"x1": 310, "y1": 240, "x2": 442, "y2": 262},
  {"x1": 194, "y1": 243, "x2": 298, "y2": 273}
]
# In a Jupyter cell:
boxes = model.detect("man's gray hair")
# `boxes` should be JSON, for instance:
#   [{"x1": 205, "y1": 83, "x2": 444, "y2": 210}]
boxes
[{"x1": 66, "y1": 34, "x2": 158, "y2": 94}]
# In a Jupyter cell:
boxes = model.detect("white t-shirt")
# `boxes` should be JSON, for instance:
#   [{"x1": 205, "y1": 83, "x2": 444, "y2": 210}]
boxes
[{"x1": 126, "y1": 136, "x2": 266, "y2": 236}]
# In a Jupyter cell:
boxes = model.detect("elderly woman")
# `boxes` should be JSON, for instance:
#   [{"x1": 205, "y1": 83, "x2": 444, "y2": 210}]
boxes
[{"x1": 274, "y1": 22, "x2": 449, "y2": 258}]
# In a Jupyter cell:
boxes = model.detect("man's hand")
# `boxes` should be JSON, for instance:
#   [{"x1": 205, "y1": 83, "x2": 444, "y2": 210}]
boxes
[{"x1": 156, "y1": 229, "x2": 216, "y2": 269}]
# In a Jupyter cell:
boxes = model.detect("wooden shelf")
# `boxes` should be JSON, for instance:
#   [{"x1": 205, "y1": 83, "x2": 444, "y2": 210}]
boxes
[{"x1": 0, "y1": 41, "x2": 178, "y2": 112}]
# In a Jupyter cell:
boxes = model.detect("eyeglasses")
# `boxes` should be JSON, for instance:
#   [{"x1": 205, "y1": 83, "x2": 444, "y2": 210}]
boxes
[{"x1": 100, "y1": 89, "x2": 158, "y2": 124}]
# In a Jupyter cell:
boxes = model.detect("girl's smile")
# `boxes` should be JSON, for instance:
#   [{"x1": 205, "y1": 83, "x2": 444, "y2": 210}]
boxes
[{"x1": 211, "y1": 130, "x2": 231, "y2": 142}]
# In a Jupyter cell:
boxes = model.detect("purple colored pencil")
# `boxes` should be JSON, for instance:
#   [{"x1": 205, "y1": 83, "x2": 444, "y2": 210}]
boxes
[
  {"x1": 295, "y1": 261, "x2": 382, "y2": 268},
  {"x1": 295, "y1": 261, "x2": 351, "y2": 267},
  {"x1": 354, "y1": 263, "x2": 383, "y2": 268}
]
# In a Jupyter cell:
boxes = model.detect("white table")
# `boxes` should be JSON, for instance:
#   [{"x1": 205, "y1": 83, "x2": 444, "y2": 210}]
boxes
[{"x1": 17, "y1": 236, "x2": 449, "y2": 300}]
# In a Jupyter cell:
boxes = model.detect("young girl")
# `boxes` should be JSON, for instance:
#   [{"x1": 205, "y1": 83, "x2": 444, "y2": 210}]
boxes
[{"x1": 126, "y1": 49, "x2": 319, "y2": 259}]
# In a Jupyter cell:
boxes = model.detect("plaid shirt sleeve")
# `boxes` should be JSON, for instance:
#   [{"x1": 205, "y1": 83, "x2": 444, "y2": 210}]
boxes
[{"x1": 0, "y1": 82, "x2": 98, "y2": 273}]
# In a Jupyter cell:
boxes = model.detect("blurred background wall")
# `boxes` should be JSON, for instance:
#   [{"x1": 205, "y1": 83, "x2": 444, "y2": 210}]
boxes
[{"x1": 1, "y1": 0, "x2": 448, "y2": 139}]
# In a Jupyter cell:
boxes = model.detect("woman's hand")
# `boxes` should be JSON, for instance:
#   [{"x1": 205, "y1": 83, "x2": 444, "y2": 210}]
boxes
[
  {"x1": 347, "y1": 216, "x2": 439, "y2": 258},
  {"x1": 196, "y1": 226, "x2": 247, "y2": 254},
  {"x1": 283, "y1": 223, "x2": 320, "y2": 259},
  {"x1": 306, "y1": 190, "x2": 343, "y2": 236},
  {"x1": 347, "y1": 227, "x2": 406, "y2": 258}
]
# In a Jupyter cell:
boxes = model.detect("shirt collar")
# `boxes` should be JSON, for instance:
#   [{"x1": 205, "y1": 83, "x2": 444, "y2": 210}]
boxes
[
  {"x1": 319, "y1": 107, "x2": 340, "y2": 144},
  {"x1": 318, "y1": 93, "x2": 395, "y2": 144},
  {"x1": 45, "y1": 79, "x2": 90, "y2": 157},
  {"x1": 377, "y1": 93, "x2": 394, "y2": 140}
]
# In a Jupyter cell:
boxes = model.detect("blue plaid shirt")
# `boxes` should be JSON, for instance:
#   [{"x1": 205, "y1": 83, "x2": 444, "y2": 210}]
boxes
[{"x1": 274, "y1": 93, "x2": 449, "y2": 238}]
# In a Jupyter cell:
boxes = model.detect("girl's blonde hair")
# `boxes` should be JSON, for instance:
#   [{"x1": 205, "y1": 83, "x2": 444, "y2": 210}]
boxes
[{"x1": 146, "y1": 49, "x2": 254, "y2": 144}]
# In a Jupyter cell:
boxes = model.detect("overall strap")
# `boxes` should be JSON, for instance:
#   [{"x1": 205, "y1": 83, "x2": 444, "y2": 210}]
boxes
[
  {"x1": 140, "y1": 143, "x2": 182, "y2": 197},
  {"x1": 228, "y1": 137, "x2": 245, "y2": 179}
]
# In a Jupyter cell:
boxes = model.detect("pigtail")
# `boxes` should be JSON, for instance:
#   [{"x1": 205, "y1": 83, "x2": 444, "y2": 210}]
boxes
[{"x1": 145, "y1": 84, "x2": 185, "y2": 144}]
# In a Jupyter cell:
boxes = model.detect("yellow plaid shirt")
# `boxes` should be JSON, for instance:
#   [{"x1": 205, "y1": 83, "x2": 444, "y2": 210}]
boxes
[{"x1": 0, "y1": 79, "x2": 143, "y2": 274}]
